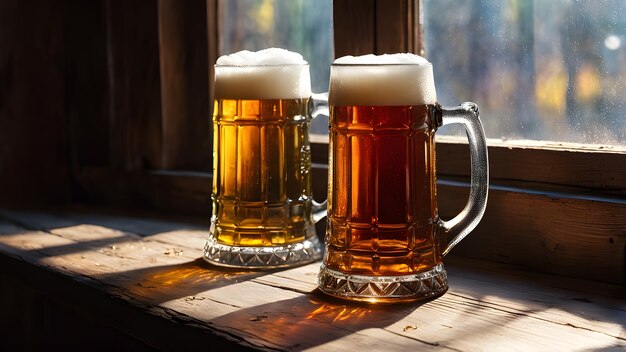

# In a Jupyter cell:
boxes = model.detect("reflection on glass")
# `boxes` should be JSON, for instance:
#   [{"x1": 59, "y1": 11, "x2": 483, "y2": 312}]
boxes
[
  {"x1": 425, "y1": 0, "x2": 626, "y2": 145},
  {"x1": 220, "y1": 0, "x2": 333, "y2": 134}
]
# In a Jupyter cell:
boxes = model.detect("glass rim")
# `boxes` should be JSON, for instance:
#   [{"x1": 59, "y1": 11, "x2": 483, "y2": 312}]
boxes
[
  {"x1": 214, "y1": 63, "x2": 309, "y2": 68},
  {"x1": 331, "y1": 62, "x2": 433, "y2": 67}
]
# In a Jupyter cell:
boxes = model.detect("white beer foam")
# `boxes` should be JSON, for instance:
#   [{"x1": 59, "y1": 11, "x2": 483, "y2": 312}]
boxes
[
  {"x1": 216, "y1": 48, "x2": 307, "y2": 65},
  {"x1": 215, "y1": 48, "x2": 312, "y2": 99},
  {"x1": 330, "y1": 53, "x2": 437, "y2": 106}
]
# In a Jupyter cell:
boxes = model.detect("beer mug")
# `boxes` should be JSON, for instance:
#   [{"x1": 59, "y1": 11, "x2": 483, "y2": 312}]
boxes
[
  {"x1": 203, "y1": 48, "x2": 327, "y2": 269},
  {"x1": 318, "y1": 54, "x2": 488, "y2": 302}
]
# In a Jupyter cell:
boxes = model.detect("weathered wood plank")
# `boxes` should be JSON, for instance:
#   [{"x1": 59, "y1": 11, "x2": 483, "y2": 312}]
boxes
[
  {"x1": 252, "y1": 265, "x2": 319, "y2": 294},
  {"x1": 0, "y1": 272, "x2": 160, "y2": 352},
  {"x1": 314, "y1": 136, "x2": 626, "y2": 198},
  {"x1": 1, "y1": 209, "x2": 625, "y2": 351},
  {"x1": 437, "y1": 136, "x2": 626, "y2": 197},
  {"x1": 382, "y1": 298, "x2": 623, "y2": 351},
  {"x1": 438, "y1": 183, "x2": 626, "y2": 284},
  {"x1": 0, "y1": 243, "x2": 256, "y2": 351},
  {"x1": 0, "y1": 218, "x2": 435, "y2": 350},
  {"x1": 0, "y1": 208, "x2": 208, "y2": 252},
  {"x1": 257, "y1": 259, "x2": 626, "y2": 340}
]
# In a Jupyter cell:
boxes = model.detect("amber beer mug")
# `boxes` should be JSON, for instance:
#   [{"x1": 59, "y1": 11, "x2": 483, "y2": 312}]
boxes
[
  {"x1": 203, "y1": 49, "x2": 327, "y2": 268},
  {"x1": 318, "y1": 54, "x2": 489, "y2": 302}
]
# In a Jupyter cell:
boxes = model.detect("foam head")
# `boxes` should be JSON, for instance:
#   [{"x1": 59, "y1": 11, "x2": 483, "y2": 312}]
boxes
[
  {"x1": 330, "y1": 53, "x2": 437, "y2": 106},
  {"x1": 214, "y1": 48, "x2": 312, "y2": 100}
]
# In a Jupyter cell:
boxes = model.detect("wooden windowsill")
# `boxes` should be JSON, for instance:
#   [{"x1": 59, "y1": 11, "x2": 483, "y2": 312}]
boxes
[{"x1": 0, "y1": 207, "x2": 624, "y2": 350}]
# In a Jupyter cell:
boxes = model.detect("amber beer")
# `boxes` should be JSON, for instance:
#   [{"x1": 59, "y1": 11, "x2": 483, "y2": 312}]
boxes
[
  {"x1": 204, "y1": 50, "x2": 324, "y2": 269},
  {"x1": 326, "y1": 103, "x2": 439, "y2": 276},
  {"x1": 324, "y1": 60, "x2": 441, "y2": 277},
  {"x1": 319, "y1": 54, "x2": 489, "y2": 302}
]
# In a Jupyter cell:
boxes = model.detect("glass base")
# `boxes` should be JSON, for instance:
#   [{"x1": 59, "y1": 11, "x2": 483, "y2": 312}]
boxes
[
  {"x1": 317, "y1": 263, "x2": 448, "y2": 303},
  {"x1": 203, "y1": 236, "x2": 323, "y2": 269}
]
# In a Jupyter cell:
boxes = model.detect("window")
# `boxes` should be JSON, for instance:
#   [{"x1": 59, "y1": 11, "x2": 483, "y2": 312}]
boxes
[{"x1": 424, "y1": 0, "x2": 626, "y2": 145}]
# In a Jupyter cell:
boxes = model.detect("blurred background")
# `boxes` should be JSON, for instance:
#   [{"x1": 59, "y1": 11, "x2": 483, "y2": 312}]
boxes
[{"x1": 425, "y1": 0, "x2": 626, "y2": 144}]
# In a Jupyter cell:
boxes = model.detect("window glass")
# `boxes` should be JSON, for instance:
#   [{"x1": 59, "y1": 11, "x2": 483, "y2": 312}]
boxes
[
  {"x1": 425, "y1": 0, "x2": 626, "y2": 145},
  {"x1": 220, "y1": 0, "x2": 333, "y2": 134}
]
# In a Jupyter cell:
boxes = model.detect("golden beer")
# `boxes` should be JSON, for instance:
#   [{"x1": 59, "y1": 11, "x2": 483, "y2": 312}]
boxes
[
  {"x1": 204, "y1": 49, "x2": 324, "y2": 268},
  {"x1": 211, "y1": 97, "x2": 316, "y2": 246}
]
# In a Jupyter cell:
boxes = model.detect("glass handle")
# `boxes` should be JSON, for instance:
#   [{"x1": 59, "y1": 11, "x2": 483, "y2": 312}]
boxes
[
  {"x1": 310, "y1": 92, "x2": 329, "y2": 223},
  {"x1": 312, "y1": 200, "x2": 328, "y2": 224},
  {"x1": 438, "y1": 102, "x2": 489, "y2": 256},
  {"x1": 311, "y1": 92, "x2": 329, "y2": 119}
]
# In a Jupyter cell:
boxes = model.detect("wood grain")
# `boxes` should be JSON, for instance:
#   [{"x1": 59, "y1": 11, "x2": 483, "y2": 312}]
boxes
[
  {"x1": 0, "y1": 208, "x2": 624, "y2": 351},
  {"x1": 64, "y1": 0, "x2": 110, "y2": 168},
  {"x1": 438, "y1": 182, "x2": 626, "y2": 284},
  {"x1": 157, "y1": 0, "x2": 211, "y2": 171},
  {"x1": 375, "y1": 0, "x2": 408, "y2": 54},
  {"x1": 73, "y1": 166, "x2": 211, "y2": 215},
  {"x1": 334, "y1": 0, "x2": 421, "y2": 56},
  {"x1": 106, "y1": 0, "x2": 163, "y2": 171},
  {"x1": 437, "y1": 137, "x2": 626, "y2": 197},
  {"x1": 0, "y1": 0, "x2": 70, "y2": 204},
  {"x1": 206, "y1": 0, "x2": 219, "y2": 100},
  {"x1": 333, "y1": 0, "x2": 376, "y2": 58},
  {"x1": 315, "y1": 136, "x2": 626, "y2": 198},
  {"x1": 411, "y1": 0, "x2": 424, "y2": 56}
]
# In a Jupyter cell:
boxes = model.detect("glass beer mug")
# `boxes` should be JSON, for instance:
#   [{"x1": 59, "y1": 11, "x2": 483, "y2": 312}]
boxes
[
  {"x1": 203, "y1": 48, "x2": 327, "y2": 269},
  {"x1": 318, "y1": 54, "x2": 489, "y2": 302}
]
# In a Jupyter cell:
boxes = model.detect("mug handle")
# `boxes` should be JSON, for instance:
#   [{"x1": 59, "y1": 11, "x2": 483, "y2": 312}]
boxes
[
  {"x1": 437, "y1": 102, "x2": 489, "y2": 256},
  {"x1": 310, "y1": 93, "x2": 329, "y2": 223}
]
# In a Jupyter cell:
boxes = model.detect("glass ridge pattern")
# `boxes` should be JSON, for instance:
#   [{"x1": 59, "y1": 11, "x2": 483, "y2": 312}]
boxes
[
  {"x1": 204, "y1": 98, "x2": 322, "y2": 268},
  {"x1": 318, "y1": 103, "x2": 447, "y2": 301},
  {"x1": 318, "y1": 263, "x2": 448, "y2": 301},
  {"x1": 323, "y1": 105, "x2": 440, "y2": 276},
  {"x1": 204, "y1": 235, "x2": 322, "y2": 268}
]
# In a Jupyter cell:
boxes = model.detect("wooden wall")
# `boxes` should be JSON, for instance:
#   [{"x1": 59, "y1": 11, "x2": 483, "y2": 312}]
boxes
[
  {"x1": 0, "y1": 0, "x2": 70, "y2": 204},
  {"x1": 0, "y1": 0, "x2": 215, "y2": 208}
]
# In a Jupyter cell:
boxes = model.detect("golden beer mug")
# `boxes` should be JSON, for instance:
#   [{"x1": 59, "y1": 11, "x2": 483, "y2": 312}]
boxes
[
  {"x1": 318, "y1": 54, "x2": 489, "y2": 302},
  {"x1": 203, "y1": 49, "x2": 327, "y2": 269}
]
